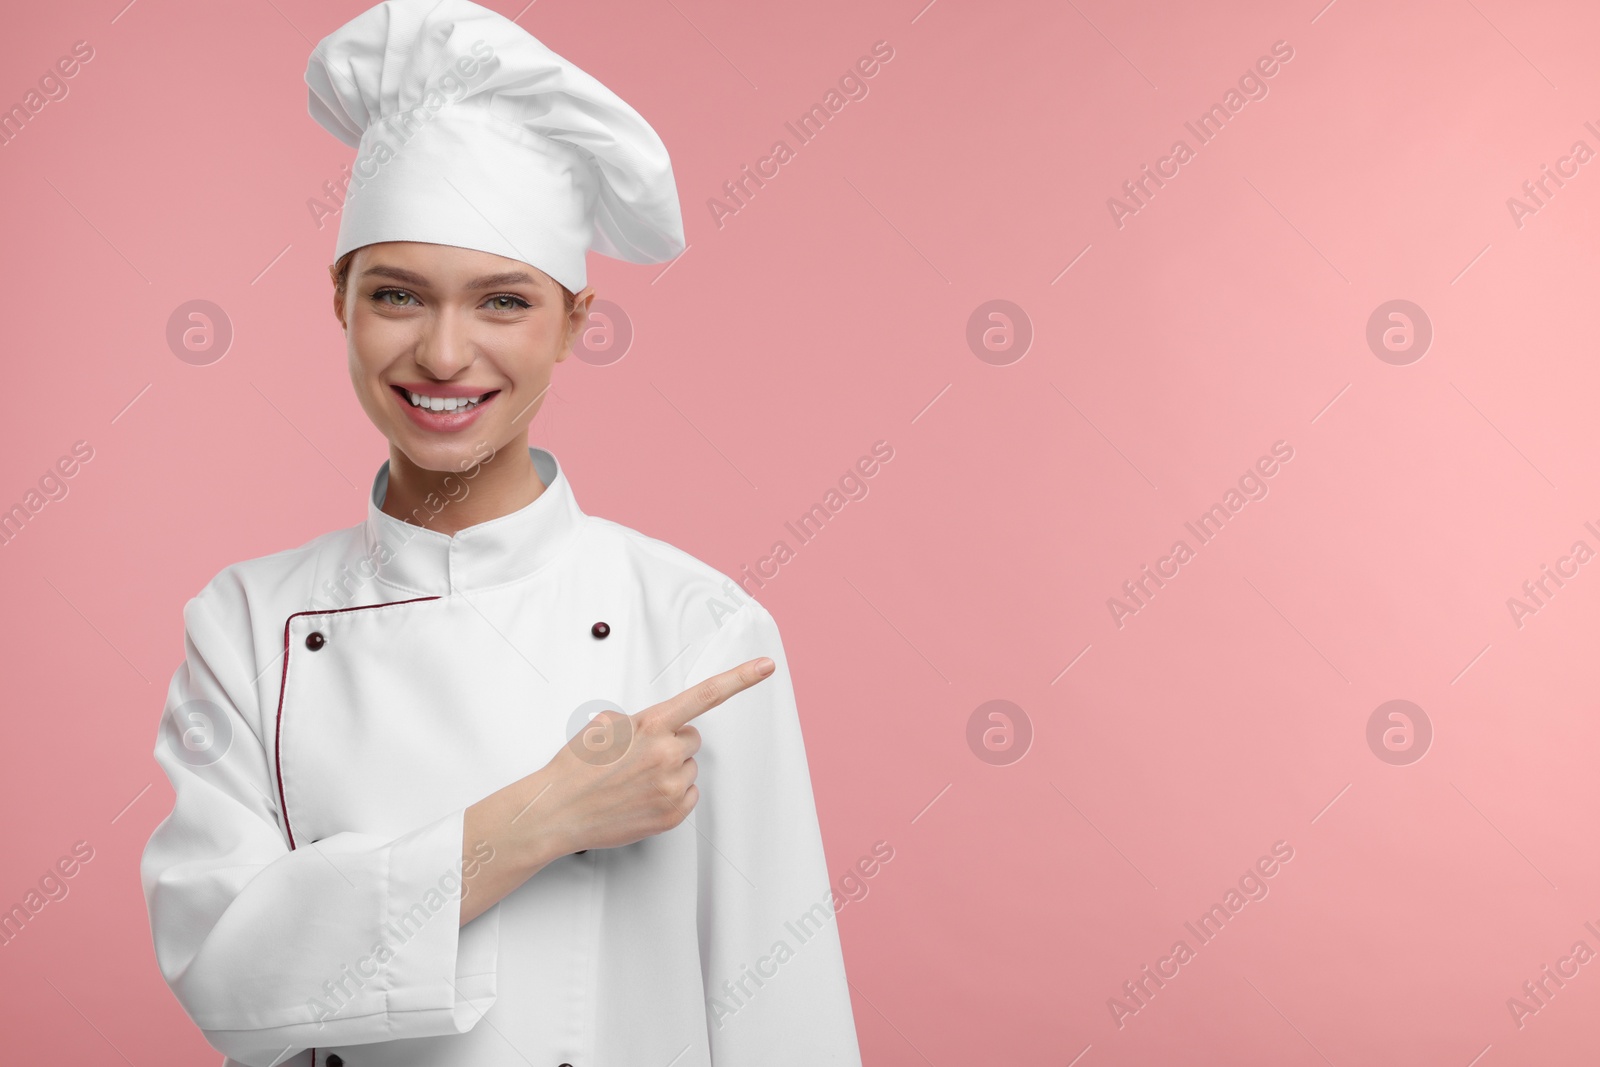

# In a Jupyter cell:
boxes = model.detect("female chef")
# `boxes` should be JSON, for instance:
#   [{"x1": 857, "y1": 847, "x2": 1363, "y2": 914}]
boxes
[{"x1": 138, "y1": 2, "x2": 863, "y2": 1065}]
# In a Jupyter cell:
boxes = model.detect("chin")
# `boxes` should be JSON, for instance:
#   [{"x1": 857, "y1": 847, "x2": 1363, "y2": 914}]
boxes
[
  {"x1": 395, "y1": 436, "x2": 486, "y2": 471},
  {"x1": 396, "y1": 423, "x2": 520, "y2": 476}
]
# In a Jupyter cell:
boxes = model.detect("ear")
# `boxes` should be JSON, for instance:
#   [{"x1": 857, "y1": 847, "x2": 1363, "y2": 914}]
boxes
[
  {"x1": 328, "y1": 263, "x2": 347, "y2": 331},
  {"x1": 568, "y1": 285, "x2": 597, "y2": 335},
  {"x1": 560, "y1": 286, "x2": 597, "y2": 361}
]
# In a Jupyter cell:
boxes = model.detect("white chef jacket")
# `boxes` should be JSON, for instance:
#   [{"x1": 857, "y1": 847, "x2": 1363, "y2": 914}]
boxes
[{"x1": 139, "y1": 446, "x2": 862, "y2": 1067}]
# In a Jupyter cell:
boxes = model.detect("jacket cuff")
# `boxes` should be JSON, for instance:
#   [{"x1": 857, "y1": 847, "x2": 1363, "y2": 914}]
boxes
[{"x1": 377, "y1": 805, "x2": 499, "y2": 1023}]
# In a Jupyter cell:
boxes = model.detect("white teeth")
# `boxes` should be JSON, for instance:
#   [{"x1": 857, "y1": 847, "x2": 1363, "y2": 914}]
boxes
[{"x1": 407, "y1": 391, "x2": 486, "y2": 412}]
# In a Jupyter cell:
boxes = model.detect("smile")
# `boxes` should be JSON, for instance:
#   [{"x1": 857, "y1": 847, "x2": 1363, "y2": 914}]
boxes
[
  {"x1": 395, "y1": 388, "x2": 497, "y2": 411},
  {"x1": 389, "y1": 385, "x2": 501, "y2": 431}
]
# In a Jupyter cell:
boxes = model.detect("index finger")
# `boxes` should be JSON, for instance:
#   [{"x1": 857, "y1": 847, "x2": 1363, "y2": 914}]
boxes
[{"x1": 650, "y1": 657, "x2": 775, "y2": 732}]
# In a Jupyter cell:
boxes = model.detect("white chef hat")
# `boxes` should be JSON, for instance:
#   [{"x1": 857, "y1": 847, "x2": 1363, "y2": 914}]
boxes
[{"x1": 304, "y1": 0, "x2": 685, "y2": 293}]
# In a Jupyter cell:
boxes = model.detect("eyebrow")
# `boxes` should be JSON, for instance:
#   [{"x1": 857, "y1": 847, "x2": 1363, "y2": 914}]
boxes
[{"x1": 360, "y1": 264, "x2": 542, "y2": 290}]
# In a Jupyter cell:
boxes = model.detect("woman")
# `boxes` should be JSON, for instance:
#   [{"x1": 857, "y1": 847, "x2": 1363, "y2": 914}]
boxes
[{"x1": 138, "y1": 2, "x2": 862, "y2": 1065}]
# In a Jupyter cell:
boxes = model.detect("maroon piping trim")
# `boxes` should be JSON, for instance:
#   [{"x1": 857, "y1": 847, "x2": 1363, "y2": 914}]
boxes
[{"x1": 273, "y1": 596, "x2": 440, "y2": 851}]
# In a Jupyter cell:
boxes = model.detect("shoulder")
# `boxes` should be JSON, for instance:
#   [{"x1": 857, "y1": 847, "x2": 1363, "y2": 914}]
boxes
[
  {"x1": 581, "y1": 514, "x2": 774, "y2": 638},
  {"x1": 184, "y1": 523, "x2": 364, "y2": 638}
]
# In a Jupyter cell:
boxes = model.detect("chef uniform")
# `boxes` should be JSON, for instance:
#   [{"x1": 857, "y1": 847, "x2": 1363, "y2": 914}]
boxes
[{"x1": 138, "y1": 3, "x2": 863, "y2": 1066}]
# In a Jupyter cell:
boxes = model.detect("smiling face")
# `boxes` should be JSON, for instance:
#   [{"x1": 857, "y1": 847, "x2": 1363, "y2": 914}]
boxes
[{"x1": 332, "y1": 241, "x2": 593, "y2": 476}]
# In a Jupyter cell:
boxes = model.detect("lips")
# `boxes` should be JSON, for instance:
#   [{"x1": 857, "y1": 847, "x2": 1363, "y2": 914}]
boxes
[{"x1": 390, "y1": 385, "x2": 500, "y2": 432}]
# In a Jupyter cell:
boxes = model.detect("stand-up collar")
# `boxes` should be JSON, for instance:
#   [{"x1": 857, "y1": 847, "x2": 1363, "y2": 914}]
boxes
[{"x1": 363, "y1": 446, "x2": 587, "y2": 596}]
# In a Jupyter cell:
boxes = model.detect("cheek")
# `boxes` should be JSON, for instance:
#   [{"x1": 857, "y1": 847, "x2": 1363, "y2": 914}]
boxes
[
  {"x1": 501, "y1": 322, "x2": 571, "y2": 377},
  {"x1": 347, "y1": 314, "x2": 417, "y2": 377}
]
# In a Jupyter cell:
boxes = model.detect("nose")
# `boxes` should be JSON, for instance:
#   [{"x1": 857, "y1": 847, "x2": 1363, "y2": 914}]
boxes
[{"x1": 413, "y1": 303, "x2": 475, "y2": 378}]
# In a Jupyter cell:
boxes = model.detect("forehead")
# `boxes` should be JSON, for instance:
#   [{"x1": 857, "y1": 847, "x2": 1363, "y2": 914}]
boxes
[{"x1": 353, "y1": 242, "x2": 552, "y2": 288}]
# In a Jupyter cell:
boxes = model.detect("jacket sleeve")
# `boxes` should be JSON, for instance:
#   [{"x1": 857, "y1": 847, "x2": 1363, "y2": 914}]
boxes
[
  {"x1": 689, "y1": 601, "x2": 863, "y2": 1065},
  {"x1": 139, "y1": 582, "x2": 499, "y2": 1067}
]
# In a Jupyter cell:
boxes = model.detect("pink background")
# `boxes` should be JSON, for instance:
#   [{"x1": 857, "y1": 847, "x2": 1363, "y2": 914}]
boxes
[{"x1": 3, "y1": 0, "x2": 1599, "y2": 1063}]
